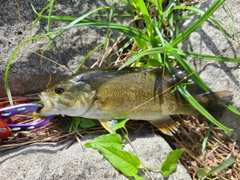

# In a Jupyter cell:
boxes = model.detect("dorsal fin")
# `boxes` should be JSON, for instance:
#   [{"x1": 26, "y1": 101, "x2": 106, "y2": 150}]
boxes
[{"x1": 148, "y1": 117, "x2": 178, "y2": 136}]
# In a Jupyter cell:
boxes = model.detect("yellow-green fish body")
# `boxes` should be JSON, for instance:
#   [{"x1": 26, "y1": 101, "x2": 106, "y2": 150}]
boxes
[{"x1": 37, "y1": 67, "x2": 231, "y2": 135}]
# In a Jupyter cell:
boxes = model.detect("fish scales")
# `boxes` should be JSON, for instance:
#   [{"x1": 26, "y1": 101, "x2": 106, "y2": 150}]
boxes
[{"x1": 85, "y1": 68, "x2": 191, "y2": 117}]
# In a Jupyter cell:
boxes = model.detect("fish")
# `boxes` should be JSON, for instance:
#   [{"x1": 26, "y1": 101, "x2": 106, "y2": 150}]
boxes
[{"x1": 36, "y1": 67, "x2": 232, "y2": 135}]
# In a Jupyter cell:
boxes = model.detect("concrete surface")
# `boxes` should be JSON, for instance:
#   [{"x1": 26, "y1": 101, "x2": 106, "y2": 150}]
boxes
[{"x1": 0, "y1": 130, "x2": 191, "y2": 180}]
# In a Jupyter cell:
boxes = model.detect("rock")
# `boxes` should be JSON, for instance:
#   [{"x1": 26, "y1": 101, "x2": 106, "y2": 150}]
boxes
[
  {"x1": 0, "y1": 130, "x2": 191, "y2": 180},
  {"x1": 0, "y1": 0, "x2": 127, "y2": 97},
  {"x1": 179, "y1": 0, "x2": 240, "y2": 142}
]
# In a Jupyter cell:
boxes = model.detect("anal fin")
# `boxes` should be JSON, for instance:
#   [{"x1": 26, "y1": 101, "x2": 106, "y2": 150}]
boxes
[{"x1": 149, "y1": 117, "x2": 178, "y2": 136}]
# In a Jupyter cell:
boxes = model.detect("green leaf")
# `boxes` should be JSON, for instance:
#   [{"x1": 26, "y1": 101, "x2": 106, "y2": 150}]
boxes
[
  {"x1": 195, "y1": 168, "x2": 207, "y2": 179},
  {"x1": 72, "y1": 117, "x2": 82, "y2": 128},
  {"x1": 103, "y1": 146, "x2": 140, "y2": 177},
  {"x1": 79, "y1": 118, "x2": 96, "y2": 128},
  {"x1": 207, "y1": 157, "x2": 236, "y2": 176},
  {"x1": 134, "y1": 36, "x2": 148, "y2": 50},
  {"x1": 113, "y1": 119, "x2": 129, "y2": 131},
  {"x1": 147, "y1": 59, "x2": 163, "y2": 67},
  {"x1": 70, "y1": 117, "x2": 83, "y2": 137},
  {"x1": 85, "y1": 134, "x2": 140, "y2": 178},
  {"x1": 160, "y1": 148, "x2": 185, "y2": 177},
  {"x1": 202, "y1": 123, "x2": 214, "y2": 154},
  {"x1": 85, "y1": 134, "x2": 122, "y2": 149}
]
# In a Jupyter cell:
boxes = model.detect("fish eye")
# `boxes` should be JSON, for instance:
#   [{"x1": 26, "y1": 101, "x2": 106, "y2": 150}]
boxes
[{"x1": 55, "y1": 87, "x2": 64, "y2": 94}]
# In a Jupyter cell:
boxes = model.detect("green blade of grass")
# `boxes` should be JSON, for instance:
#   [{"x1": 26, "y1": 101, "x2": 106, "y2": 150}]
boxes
[
  {"x1": 207, "y1": 157, "x2": 236, "y2": 176},
  {"x1": 119, "y1": 47, "x2": 165, "y2": 69},
  {"x1": 164, "y1": 41, "x2": 211, "y2": 92},
  {"x1": 35, "y1": 16, "x2": 150, "y2": 43},
  {"x1": 136, "y1": 0, "x2": 153, "y2": 41},
  {"x1": 47, "y1": 0, "x2": 55, "y2": 32},
  {"x1": 158, "y1": 0, "x2": 175, "y2": 26},
  {"x1": 172, "y1": 0, "x2": 226, "y2": 47},
  {"x1": 154, "y1": 0, "x2": 163, "y2": 16},
  {"x1": 39, "y1": 5, "x2": 108, "y2": 53},
  {"x1": 177, "y1": 50, "x2": 240, "y2": 63},
  {"x1": 60, "y1": 21, "x2": 150, "y2": 43},
  {"x1": 32, "y1": 2, "x2": 108, "y2": 29},
  {"x1": 4, "y1": 31, "x2": 59, "y2": 105},
  {"x1": 31, "y1": 4, "x2": 150, "y2": 43},
  {"x1": 30, "y1": 0, "x2": 52, "y2": 36},
  {"x1": 174, "y1": 1, "x2": 181, "y2": 40},
  {"x1": 201, "y1": 123, "x2": 214, "y2": 154},
  {"x1": 75, "y1": 42, "x2": 105, "y2": 73},
  {"x1": 168, "y1": 7, "x2": 175, "y2": 40},
  {"x1": 103, "y1": 0, "x2": 115, "y2": 51},
  {"x1": 171, "y1": 5, "x2": 227, "y2": 38},
  {"x1": 228, "y1": 105, "x2": 240, "y2": 115}
]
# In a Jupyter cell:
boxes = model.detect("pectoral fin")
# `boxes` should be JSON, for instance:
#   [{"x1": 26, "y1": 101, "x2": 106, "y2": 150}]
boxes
[{"x1": 149, "y1": 117, "x2": 178, "y2": 136}]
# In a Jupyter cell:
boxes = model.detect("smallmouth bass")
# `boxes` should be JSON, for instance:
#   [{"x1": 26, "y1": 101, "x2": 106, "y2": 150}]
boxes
[{"x1": 37, "y1": 67, "x2": 232, "y2": 135}]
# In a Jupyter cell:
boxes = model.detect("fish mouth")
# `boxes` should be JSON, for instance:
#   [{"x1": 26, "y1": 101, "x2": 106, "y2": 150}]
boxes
[
  {"x1": 38, "y1": 93, "x2": 48, "y2": 108},
  {"x1": 37, "y1": 92, "x2": 56, "y2": 116},
  {"x1": 38, "y1": 92, "x2": 46, "y2": 104}
]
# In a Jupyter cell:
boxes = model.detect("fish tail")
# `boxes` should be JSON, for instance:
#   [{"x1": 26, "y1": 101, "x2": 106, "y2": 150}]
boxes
[
  {"x1": 196, "y1": 91, "x2": 232, "y2": 105},
  {"x1": 149, "y1": 91, "x2": 232, "y2": 136},
  {"x1": 195, "y1": 91, "x2": 233, "y2": 118},
  {"x1": 212, "y1": 91, "x2": 233, "y2": 104}
]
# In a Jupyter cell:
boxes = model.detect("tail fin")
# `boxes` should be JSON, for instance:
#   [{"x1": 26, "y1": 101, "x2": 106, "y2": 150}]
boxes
[
  {"x1": 195, "y1": 91, "x2": 233, "y2": 118},
  {"x1": 213, "y1": 91, "x2": 233, "y2": 105},
  {"x1": 195, "y1": 91, "x2": 232, "y2": 105}
]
